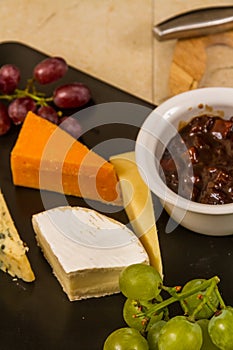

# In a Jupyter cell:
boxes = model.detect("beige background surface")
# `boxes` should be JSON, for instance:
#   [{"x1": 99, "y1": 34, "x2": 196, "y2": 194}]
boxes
[{"x1": 0, "y1": 0, "x2": 233, "y2": 104}]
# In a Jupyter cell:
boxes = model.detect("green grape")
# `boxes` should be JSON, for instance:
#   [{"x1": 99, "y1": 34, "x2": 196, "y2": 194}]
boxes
[
  {"x1": 197, "y1": 319, "x2": 219, "y2": 349},
  {"x1": 147, "y1": 320, "x2": 166, "y2": 350},
  {"x1": 181, "y1": 279, "x2": 219, "y2": 319},
  {"x1": 123, "y1": 298, "x2": 163, "y2": 332},
  {"x1": 103, "y1": 327, "x2": 149, "y2": 350},
  {"x1": 123, "y1": 299, "x2": 146, "y2": 332},
  {"x1": 158, "y1": 316, "x2": 203, "y2": 350},
  {"x1": 226, "y1": 305, "x2": 233, "y2": 313},
  {"x1": 119, "y1": 264, "x2": 162, "y2": 300},
  {"x1": 208, "y1": 308, "x2": 233, "y2": 350}
]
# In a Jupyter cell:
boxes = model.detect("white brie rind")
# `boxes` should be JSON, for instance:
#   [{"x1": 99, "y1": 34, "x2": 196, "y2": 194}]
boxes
[{"x1": 32, "y1": 206, "x2": 149, "y2": 301}]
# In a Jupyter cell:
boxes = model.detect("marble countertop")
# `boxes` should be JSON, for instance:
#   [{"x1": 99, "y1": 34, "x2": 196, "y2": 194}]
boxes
[{"x1": 1, "y1": 0, "x2": 232, "y2": 104}]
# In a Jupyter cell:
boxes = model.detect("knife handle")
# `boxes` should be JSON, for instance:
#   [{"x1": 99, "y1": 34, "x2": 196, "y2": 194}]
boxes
[{"x1": 154, "y1": 6, "x2": 233, "y2": 41}]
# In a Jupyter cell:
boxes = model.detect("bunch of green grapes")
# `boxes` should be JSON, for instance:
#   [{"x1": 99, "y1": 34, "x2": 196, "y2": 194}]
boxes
[{"x1": 103, "y1": 263, "x2": 233, "y2": 350}]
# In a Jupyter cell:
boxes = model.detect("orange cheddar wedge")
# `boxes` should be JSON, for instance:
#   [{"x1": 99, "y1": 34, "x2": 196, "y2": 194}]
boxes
[{"x1": 11, "y1": 112, "x2": 122, "y2": 205}]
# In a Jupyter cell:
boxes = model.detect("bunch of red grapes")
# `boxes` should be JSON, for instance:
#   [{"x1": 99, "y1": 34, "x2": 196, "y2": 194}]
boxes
[{"x1": 0, "y1": 57, "x2": 91, "y2": 138}]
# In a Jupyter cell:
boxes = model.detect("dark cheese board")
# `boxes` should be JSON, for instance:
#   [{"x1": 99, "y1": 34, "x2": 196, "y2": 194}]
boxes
[{"x1": 0, "y1": 42, "x2": 232, "y2": 350}]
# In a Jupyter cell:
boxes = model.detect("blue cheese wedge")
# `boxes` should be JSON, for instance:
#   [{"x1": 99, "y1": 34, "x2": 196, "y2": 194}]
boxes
[
  {"x1": 0, "y1": 191, "x2": 35, "y2": 282},
  {"x1": 32, "y1": 206, "x2": 149, "y2": 301}
]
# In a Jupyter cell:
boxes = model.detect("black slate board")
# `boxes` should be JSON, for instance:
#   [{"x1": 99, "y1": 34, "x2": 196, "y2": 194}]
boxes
[{"x1": 0, "y1": 42, "x2": 232, "y2": 350}]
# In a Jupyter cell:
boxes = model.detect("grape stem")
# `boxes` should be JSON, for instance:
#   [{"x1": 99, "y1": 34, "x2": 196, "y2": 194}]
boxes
[
  {"x1": 189, "y1": 279, "x2": 219, "y2": 321},
  {"x1": 139, "y1": 276, "x2": 221, "y2": 320},
  {"x1": 0, "y1": 87, "x2": 53, "y2": 106}
]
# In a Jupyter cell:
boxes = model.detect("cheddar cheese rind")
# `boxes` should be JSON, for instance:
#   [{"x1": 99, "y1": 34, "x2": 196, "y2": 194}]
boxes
[{"x1": 10, "y1": 112, "x2": 121, "y2": 205}]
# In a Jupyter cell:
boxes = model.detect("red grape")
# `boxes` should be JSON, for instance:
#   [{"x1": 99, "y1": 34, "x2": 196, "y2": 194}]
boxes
[
  {"x1": 33, "y1": 57, "x2": 68, "y2": 84},
  {"x1": 37, "y1": 105, "x2": 59, "y2": 124},
  {"x1": 0, "y1": 55, "x2": 93, "y2": 138},
  {"x1": 0, "y1": 64, "x2": 20, "y2": 94},
  {"x1": 8, "y1": 97, "x2": 36, "y2": 125},
  {"x1": 59, "y1": 116, "x2": 82, "y2": 139},
  {"x1": 53, "y1": 82, "x2": 91, "y2": 109},
  {"x1": 0, "y1": 102, "x2": 11, "y2": 135}
]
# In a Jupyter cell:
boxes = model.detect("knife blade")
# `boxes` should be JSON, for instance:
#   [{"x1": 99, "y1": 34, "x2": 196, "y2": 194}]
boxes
[{"x1": 154, "y1": 6, "x2": 233, "y2": 41}]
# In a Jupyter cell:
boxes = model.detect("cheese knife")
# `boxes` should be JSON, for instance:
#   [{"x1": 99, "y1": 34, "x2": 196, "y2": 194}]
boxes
[{"x1": 154, "y1": 6, "x2": 233, "y2": 41}]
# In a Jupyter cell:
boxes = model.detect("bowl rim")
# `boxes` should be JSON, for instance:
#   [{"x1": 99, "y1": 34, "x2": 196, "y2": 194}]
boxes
[{"x1": 135, "y1": 87, "x2": 233, "y2": 215}]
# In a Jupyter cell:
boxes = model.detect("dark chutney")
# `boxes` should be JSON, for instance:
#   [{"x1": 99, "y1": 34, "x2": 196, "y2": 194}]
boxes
[{"x1": 159, "y1": 115, "x2": 233, "y2": 204}]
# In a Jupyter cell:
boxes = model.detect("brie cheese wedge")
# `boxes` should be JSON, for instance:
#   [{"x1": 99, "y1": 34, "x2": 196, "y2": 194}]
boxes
[{"x1": 32, "y1": 206, "x2": 149, "y2": 301}]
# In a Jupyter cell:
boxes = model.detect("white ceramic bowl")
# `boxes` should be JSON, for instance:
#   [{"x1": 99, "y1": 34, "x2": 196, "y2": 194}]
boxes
[{"x1": 135, "y1": 87, "x2": 233, "y2": 236}]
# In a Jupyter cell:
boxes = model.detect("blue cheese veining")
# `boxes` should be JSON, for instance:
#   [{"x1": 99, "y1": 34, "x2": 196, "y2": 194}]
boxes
[{"x1": 0, "y1": 190, "x2": 35, "y2": 282}]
